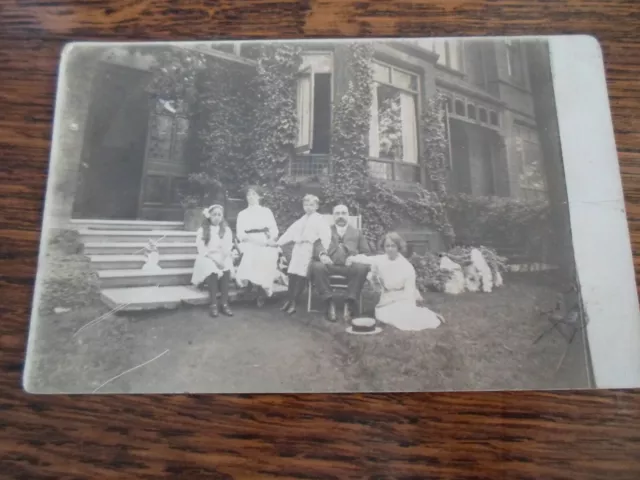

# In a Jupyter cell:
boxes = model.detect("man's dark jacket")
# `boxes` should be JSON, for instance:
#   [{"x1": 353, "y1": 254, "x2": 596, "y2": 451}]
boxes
[{"x1": 313, "y1": 225, "x2": 371, "y2": 266}]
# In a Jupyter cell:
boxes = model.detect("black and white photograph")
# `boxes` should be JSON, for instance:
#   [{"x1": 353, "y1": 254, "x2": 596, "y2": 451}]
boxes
[{"x1": 23, "y1": 36, "x2": 640, "y2": 394}]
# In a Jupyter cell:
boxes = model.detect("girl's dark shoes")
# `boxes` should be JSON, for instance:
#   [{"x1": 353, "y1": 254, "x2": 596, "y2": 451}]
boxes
[
  {"x1": 209, "y1": 304, "x2": 219, "y2": 318},
  {"x1": 220, "y1": 304, "x2": 234, "y2": 316}
]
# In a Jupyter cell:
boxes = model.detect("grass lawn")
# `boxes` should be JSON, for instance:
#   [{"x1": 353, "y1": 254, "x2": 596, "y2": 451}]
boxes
[{"x1": 25, "y1": 230, "x2": 590, "y2": 393}]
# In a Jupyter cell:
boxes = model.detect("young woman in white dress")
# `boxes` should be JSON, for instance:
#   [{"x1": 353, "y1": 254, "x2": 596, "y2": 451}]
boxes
[
  {"x1": 191, "y1": 204, "x2": 234, "y2": 318},
  {"x1": 276, "y1": 194, "x2": 332, "y2": 315},
  {"x1": 349, "y1": 232, "x2": 444, "y2": 331},
  {"x1": 234, "y1": 185, "x2": 280, "y2": 307}
]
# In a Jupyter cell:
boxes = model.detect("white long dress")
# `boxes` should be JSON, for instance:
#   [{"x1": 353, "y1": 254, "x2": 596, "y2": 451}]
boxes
[
  {"x1": 235, "y1": 205, "x2": 280, "y2": 295},
  {"x1": 191, "y1": 225, "x2": 234, "y2": 286},
  {"x1": 351, "y1": 253, "x2": 444, "y2": 331},
  {"x1": 277, "y1": 212, "x2": 331, "y2": 277}
]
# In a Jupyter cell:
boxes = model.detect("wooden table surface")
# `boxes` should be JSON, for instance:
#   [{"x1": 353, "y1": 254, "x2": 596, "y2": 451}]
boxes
[{"x1": 1, "y1": 1, "x2": 640, "y2": 478}]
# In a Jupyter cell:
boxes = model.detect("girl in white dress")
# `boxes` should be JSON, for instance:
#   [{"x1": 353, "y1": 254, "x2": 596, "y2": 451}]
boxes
[
  {"x1": 191, "y1": 204, "x2": 234, "y2": 318},
  {"x1": 349, "y1": 232, "x2": 444, "y2": 331},
  {"x1": 234, "y1": 185, "x2": 281, "y2": 307},
  {"x1": 276, "y1": 194, "x2": 331, "y2": 315}
]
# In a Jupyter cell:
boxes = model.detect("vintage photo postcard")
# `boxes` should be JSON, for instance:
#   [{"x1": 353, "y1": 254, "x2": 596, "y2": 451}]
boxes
[{"x1": 23, "y1": 35, "x2": 640, "y2": 394}]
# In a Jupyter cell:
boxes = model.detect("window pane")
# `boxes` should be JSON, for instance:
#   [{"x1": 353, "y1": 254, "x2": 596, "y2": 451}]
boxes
[
  {"x1": 445, "y1": 96, "x2": 453, "y2": 112},
  {"x1": 376, "y1": 84, "x2": 404, "y2": 161},
  {"x1": 520, "y1": 140, "x2": 546, "y2": 192},
  {"x1": 148, "y1": 115, "x2": 173, "y2": 162},
  {"x1": 434, "y1": 41, "x2": 447, "y2": 65},
  {"x1": 455, "y1": 99, "x2": 465, "y2": 116},
  {"x1": 479, "y1": 108, "x2": 488, "y2": 123},
  {"x1": 172, "y1": 117, "x2": 189, "y2": 162},
  {"x1": 399, "y1": 92, "x2": 418, "y2": 164},
  {"x1": 296, "y1": 75, "x2": 312, "y2": 148},
  {"x1": 393, "y1": 69, "x2": 417, "y2": 90},
  {"x1": 467, "y1": 104, "x2": 477, "y2": 121},
  {"x1": 372, "y1": 62, "x2": 391, "y2": 83},
  {"x1": 369, "y1": 83, "x2": 418, "y2": 169},
  {"x1": 490, "y1": 111, "x2": 499, "y2": 126}
]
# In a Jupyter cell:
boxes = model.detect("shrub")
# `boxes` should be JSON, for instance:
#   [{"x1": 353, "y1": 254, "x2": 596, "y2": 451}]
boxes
[
  {"x1": 39, "y1": 230, "x2": 101, "y2": 312},
  {"x1": 445, "y1": 194, "x2": 551, "y2": 262},
  {"x1": 409, "y1": 251, "x2": 452, "y2": 293}
]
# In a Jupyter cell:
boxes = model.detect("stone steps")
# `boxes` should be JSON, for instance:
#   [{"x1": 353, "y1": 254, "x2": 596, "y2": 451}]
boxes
[
  {"x1": 84, "y1": 242, "x2": 197, "y2": 255},
  {"x1": 74, "y1": 219, "x2": 290, "y2": 311},
  {"x1": 89, "y1": 254, "x2": 196, "y2": 271},
  {"x1": 70, "y1": 219, "x2": 183, "y2": 231},
  {"x1": 78, "y1": 229, "x2": 196, "y2": 244},
  {"x1": 97, "y1": 267, "x2": 193, "y2": 288}
]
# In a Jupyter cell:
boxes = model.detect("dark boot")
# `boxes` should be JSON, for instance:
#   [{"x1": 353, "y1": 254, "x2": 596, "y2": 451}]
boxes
[
  {"x1": 207, "y1": 274, "x2": 219, "y2": 318},
  {"x1": 343, "y1": 300, "x2": 355, "y2": 324},
  {"x1": 217, "y1": 271, "x2": 233, "y2": 316},
  {"x1": 285, "y1": 275, "x2": 303, "y2": 315}
]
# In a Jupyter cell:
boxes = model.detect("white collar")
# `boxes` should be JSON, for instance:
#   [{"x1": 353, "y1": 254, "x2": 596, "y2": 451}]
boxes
[{"x1": 335, "y1": 224, "x2": 348, "y2": 236}]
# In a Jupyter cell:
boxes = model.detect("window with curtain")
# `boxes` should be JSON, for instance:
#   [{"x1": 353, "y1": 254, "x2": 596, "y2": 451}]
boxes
[
  {"x1": 295, "y1": 53, "x2": 333, "y2": 154},
  {"x1": 368, "y1": 61, "x2": 420, "y2": 183}
]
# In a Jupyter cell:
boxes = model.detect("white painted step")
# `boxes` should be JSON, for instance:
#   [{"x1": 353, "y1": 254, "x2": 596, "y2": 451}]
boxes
[
  {"x1": 97, "y1": 268, "x2": 193, "y2": 288},
  {"x1": 78, "y1": 229, "x2": 196, "y2": 244},
  {"x1": 84, "y1": 242, "x2": 197, "y2": 255},
  {"x1": 89, "y1": 254, "x2": 196, "y2": 270},
  {"x1": 71, "y1": 219, "x2": 184, "y2": 231},
  {"x1": 101, "y1": 283, "x2": 289, "y2": 311}
]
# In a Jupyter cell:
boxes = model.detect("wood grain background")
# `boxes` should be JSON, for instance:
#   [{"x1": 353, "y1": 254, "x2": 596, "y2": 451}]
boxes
[{"x1": 1, "y1": 1, "x2": 640, "y2": 478}]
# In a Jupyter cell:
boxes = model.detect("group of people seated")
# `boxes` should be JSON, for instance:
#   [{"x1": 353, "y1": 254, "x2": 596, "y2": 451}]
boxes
[{"x1": 190, "y1": 185, "x2": 444, "y2": 331}]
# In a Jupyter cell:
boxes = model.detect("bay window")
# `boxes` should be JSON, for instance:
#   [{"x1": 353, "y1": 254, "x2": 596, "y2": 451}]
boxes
[{"x1": 369, "y1": 61, "x2": 420, "y2": 183}]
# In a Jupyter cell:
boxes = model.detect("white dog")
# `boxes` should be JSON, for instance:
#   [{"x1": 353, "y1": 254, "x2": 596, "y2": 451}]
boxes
[
  {"x1": 470, "y1": 248, "x2": 493, "y2": 293},
  {"x1": 439, "y1": 255, "x2": 465, "y2": 295},
  {"x1": 141, "y1": 240, "x2": 162, "y2": 273}
]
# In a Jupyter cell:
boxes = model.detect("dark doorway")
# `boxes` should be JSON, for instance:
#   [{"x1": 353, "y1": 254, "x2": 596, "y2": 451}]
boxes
[{"x1": 72, "y1": 62, "x2": 150, "y2": 220}]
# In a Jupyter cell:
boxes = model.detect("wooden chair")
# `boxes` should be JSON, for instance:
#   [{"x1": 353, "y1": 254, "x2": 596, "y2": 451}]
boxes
[{"x1": 307, "y1": 214, "x2": 365, "y2": 313}]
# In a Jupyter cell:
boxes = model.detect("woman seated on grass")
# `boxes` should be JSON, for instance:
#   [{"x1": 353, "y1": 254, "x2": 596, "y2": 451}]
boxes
[
  {"x1": 191, "y1": 204, "x2": 234, "y2": 318},
  {"x1": 348, "y1": 232, "x2": 444, "y2": 331}
]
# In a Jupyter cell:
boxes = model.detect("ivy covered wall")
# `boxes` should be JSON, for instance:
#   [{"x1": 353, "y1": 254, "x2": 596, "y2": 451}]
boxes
[{"x1": 144, "y1": 42, "x2": 551, "y2": 260}]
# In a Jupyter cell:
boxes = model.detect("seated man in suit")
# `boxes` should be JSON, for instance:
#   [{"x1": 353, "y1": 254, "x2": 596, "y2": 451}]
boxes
[{"x1": 310, "y1": 204, "x2": 371, "y2": 323}]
